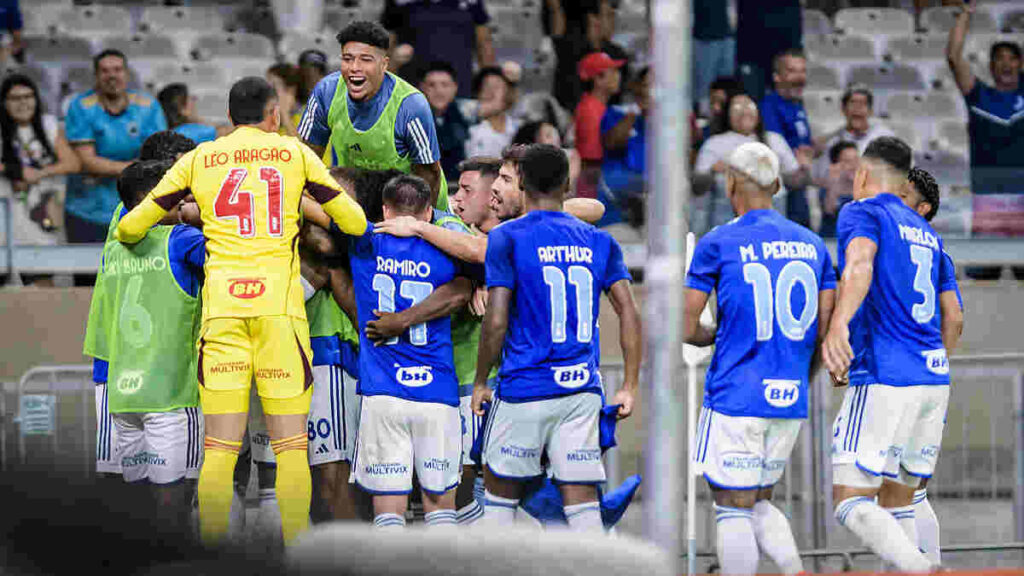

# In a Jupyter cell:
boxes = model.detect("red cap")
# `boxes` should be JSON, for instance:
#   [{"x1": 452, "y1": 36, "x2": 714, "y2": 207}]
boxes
[{"x1": 578, "y1": 52, "x2": 626, "y2": 81}]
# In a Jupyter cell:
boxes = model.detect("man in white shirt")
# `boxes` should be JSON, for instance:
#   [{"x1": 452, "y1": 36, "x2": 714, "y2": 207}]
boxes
[{"x1": 812, "y1": 85, "x2": 895, "y2": 186}]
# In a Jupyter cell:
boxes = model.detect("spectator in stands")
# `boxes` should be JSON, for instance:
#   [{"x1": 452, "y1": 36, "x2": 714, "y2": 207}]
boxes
[
  {"x1": 760, "y1": 48, "x2": 814, "y2": 228},
  {"x1": 267, "y1": 63, "x2": 304, "y2": 137},
  {"x1": 575, "y1": 52, "x2": 624, "y2": 199},
  {"x1": 513, "y1": 119, "x2": 581, "y2": 193},
  {"x1": 0, "y1": 74, "x2": 79, "y2": 282},
  {"x1": 381, "y1": 0, "x2": 495, "y2": 99},
  {"x1": 419, "y1": 61, "x2": 469, "y2": 183},
  {"x1": 298, "y1": 49, "x2": 329, "y2": 103},
  {"x1": 548, "y1": 0, "x2": 630, "y2": 112},
  {"x1": 703, "y1": 76, "x2": 744, "y2": 142},
  {"x1": 65, "y1": 49, "x2": 166, "y2": 247},
  {"x1": 692, "y1": 0, "x2": 734, "y2": 117},
  {"x1": 694, "y1": 92, "x2": 809, "y2": 236},
  {"x1": 0, "y1": 0, "x2": 23, "y2": 64},
  {"x1": 599, "y1": 66, "x2": 650, "y2": 228},
  {"x1": 819, "y1": 141, "x2": 859, "y2": 238},
  {"x1": 466, "y1": 66, "x2": 520, "y2": 159},
  {"x1": 157, "y1": 84, "x2": 221, "y2": 145},
  {"x1": 812, "y1": 85, "x2": 894, "y2": 198},
  {"x1": 735, "y1": 0, "x2": 802, "y2": 102}
]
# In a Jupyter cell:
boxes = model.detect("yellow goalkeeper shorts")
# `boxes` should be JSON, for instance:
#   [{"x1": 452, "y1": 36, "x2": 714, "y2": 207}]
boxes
[{"x1": 198, "y1": 315, "x2": 313, "y2": 415}]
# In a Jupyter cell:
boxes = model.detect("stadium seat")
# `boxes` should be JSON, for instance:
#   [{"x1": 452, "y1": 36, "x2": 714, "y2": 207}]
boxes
[
  {"x1": 20, "y1": 8, "x2": 62, "y2": 36},
  {"x1": 847, "y1": 63, "x2": 925, "y2": 92},
  {"x1": 803, "y1": 91, "x2": 843, "y2": 126},
  {"x1": 886, "y1": 119, "x2": 925, "y2": 152},
  {"x1": 806, "y1": 63, "x2": 841, "y2": 91},
  {"x1": 920, "y1": 6, "x2": 997, "y2": 35},
  {"x1": 192, "y1": 89, "x2": 229, "y2": 124},
  {"x1": 279, "y1": 30, "x2": 335, "y2": 60},
  {"x1": 834, "y1": 8, "x2": 914, "y2": 38},
  {"x1": 139, "y1": 6, "x2": 226, "y2": 36},
  {"x1": 322, "y1": 8, "x2": 365, "y2": 33},
  {"x1": 99, "y1": 34, "x2": 183, "y2": 63},
  {"x1": 22, "y1": 35, "x2": 93, "y2": 65},
  {"x1": 804, "y1": 34, "x2": 877, "y2": 62},
  {"x1": 55, "y1": 5, "x2": 133, "y2": 39},
  {"x1": 1003, "y1": 10, "x2": 1024, "y2": 32},
  {"x1": 884, "y1": 34, "x2": 946, "y2": 62},
  {"x1": 884, "y1": 91, "x2": 929, "y2": 120},
  {"x1": 616, "y1": 3, "x2": 647, "y2": 36},
  {"x1": 936, "y1": 120, "x2": 969, "y2": 154},
  {"x1": 192, "y1": 33, "x2": 276, "y2": 62},
  {"x1": 915, "y1": 148, "x2": 970, "y2": 187},
  {"x1": 802, "y1": 9, "x2": 832, "y2": 36}
]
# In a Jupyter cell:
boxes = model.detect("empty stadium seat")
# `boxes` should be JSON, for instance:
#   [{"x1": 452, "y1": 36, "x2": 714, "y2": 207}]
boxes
[
  {"x1": 280, "y1": 31, "x2": 335, "y2": 59},
  {"x1": 192, "y1": 89, "x2": 229, "y2": 124},
  {"x1": 21, "y1": 8, "x2": 61, "y2": 36},
  {"x1": 23, "y1": 35, "x2": 93, "y2": 64},
  {"x1": 803, "y1": 91, "x2": 843, "y2": 126},
  {"x1": 886, "y1": 119, "x2": 925, "y2": 151},
  {"x1": 100, "y1": 34, "x2": 182, "y2": 63},
  {"x1": 937, "y1": 120, "x2": 969, "y2": 154},
  {"x1": 1003, "y1": 10, "x2": 1024, "y2": 32},
  {"x1": 805, "y1": 34, "x2": 877, "y2": 62},
  {"x1": 920, "y1": 6, "x2": 997, "y2": 35},
  {"x1": 139, "y1": 6, "x2": 226, "y2": 35},
  {"x1": 802, "y1": 9, "x2": 832, "y2": 36},
  {"x1": 323, "y1": 8, "x2": 364, "y2": 33},
  {"x1": 806, "y1": 63, "x2": 841, "y2": 91},
  {"x1": 56, "y1": 5, "x2": 132, "y2": 38},
  {"x1": 915, "y1": 148, "x2": 970, "y2": 187},
  {"x1": 192, "y1": 33, "x2": 275, "y2": 62},
  {"x1": 884, "y1": 91, "x2": 930, "y2": 119},
  {"x1": 884, "y1": 34, "x2": 946, "y2": 62},
  {"x1": 834, "y1": 8, "x2": 914, "y2": 37},
  {"x1": 847, "y1": 63, "x2": 925, "y2": 91}
]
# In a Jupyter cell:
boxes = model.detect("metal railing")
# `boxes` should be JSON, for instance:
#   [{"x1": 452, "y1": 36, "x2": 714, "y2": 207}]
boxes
[{"x1": 14, "y1": 364, "x2": 94, "y2": 476}]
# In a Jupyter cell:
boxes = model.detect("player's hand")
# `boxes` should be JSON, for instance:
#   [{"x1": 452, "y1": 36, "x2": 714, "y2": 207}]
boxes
[
  {"x1": 366, "y1": 310, "x2": 407, "y2": 344},
  {"x1": 469, "y1": 286, "x2": 488, "y2": 317},
  {"x1": 179, "y1": 200, "x2": 202, "y2": 228},
  {"x1": 611, "y1": 388, "x2": 635, "y2": 420},
  {"x1": 828, "y1": 369, "x2": 849, "y2": 387},
  {"x1": 822, "y1": 322, "x2": 855, "y2": 379},
  {"x1": 374, "y1": 216, "x2": 420, "y2": 238},
  {"x1": 471, "y1": 383, "x2": 492, "y2": 417}
]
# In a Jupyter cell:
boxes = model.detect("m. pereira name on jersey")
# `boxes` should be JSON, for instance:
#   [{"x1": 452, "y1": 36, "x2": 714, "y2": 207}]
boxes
[
  {"x1": 739, "y1": 241, "x2": 819, "y2": 263},
  {"x1": 377, "y1": 256, "x2": 431, "y2": 277}
]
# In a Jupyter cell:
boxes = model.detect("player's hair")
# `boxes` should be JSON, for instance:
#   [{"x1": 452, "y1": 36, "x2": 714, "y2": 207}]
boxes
[
  {"x1": 267, "y1": 63, "x2": 302, "y2": 94},
  {"x1": 336, "y1": 20, "x2": 390, "y2": 52},
  {"x1": 519, "y1": 144, "x2": 569, "y2": 197},
  {"x1": 841, "y1": 83, "x2": 873, "y2": 109},
  {"x1": 500, "y1": 143, "x2": 528, "y2": 168},
  {"x1": 331, "y1": 166, "x2": 405, "y2": 223},
  {"x1": 117, "y1": 159, "x2": 173, "y2": 210},
  {"x1": 93, "y1": 48, "x2": 127, "y2": 72},
  {"x1": 828, "y1": 141, "x2": 858, "y2": 164},
  {"x1": 457, "y1": 156, "x2": 501, "y2": 180},
  {"x1": 157, "y1": 83, "x2": 191, "y2": 129},
  {"x1": 139, "y1": 130, "x2": 197, "y2": 162},
  {"x1": 907, "y1": 167, "x2": 940, "y2": 222},
  {"x1": 420, "y1": 61, "x2": 458, "y2": 83},
  {"x1": 862, "y1": 136, "x2": 912, "y2": 175},
  {"x1": 772, "y1": 48, "x2": 805, "y2": 74},
  {"x1": 382, "y1": 174, "x2": 432, "y2": 216},
  {"x1": 472, "y1": 66, "x2": 514, "y2": 100},
  {"x1": 710, "y1": 76, "x2": 743, "y2": 94},
  {"x1": 228, "y1": 76, "x2": 277, "y2": 126},
  {"x1": 991, "y1": 41, "x2": 1022, "y2": 63}
]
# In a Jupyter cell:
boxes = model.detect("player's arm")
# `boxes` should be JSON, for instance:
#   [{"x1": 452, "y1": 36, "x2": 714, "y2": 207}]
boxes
[
  {"x1": 298, "y1": 80, "x2": 332, "y2": 158},
  {"x1": 411, "y1": 162, "x2": 444, "y2": 207},
  {"x1": 116, "y1": 151, "x2": 196, "y2": 244},
  {"x1": 398, "y1": 94, "x2": 445, "y2": 206},
  {"x1": 939, "y1": 290, "x2": 964, "y2": 353},
  {"x1": 327, "y1": 267, "x2": 358, "y2": 325},
  {"x1": 811, "y1": 288, "x2": 836, "y2": 381},
  {"x1": 365, "y1": 276, "x2": 474, "y2": 343},
  {"x1": 608, "y1": 279, "x2": 641, "y2": 419},
  {"x1": 683, "y1": 288, "x2": 716, "y2": 347},
  {"x1": 945, "y1": 0, "x2": 976, "y2": 96},
  {"x1": 375, "y1": 217, "x2": 489, "y2": 263},
  {"x1": 822, "y1": 237, "x2": 877, "y2": 377},
  {"x1": 564, "y1": 197, "x2": 605, "y2": 224},
  {"x1": 301, "y1": 144, "x2": 368, "y2": 235},
  {"x1": 472, "y1": 285, "x2": 510, "y2": 415},
  {"x1": 73, "y1": 142, "x2": 131, "y2": 178}
]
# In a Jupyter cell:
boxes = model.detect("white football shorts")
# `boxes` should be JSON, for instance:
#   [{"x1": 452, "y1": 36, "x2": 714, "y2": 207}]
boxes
[
  {"x1": 95, "y1": 383, "x2": 122, "y2": 474},
  {"x1": 832, "y1": 383, "x2": 949, "y2": 485},
  {"x1": 307, "y1": 364, "x2": 360, "y2": 466},
  {"x1": 692, "y1": 407, "x2": 802, "y2": 490},
  {"x1": 352, "y1": 395, "x2": 461, "y2": 495},
  {"x1": 482, "y1": 392, "x2": 605, "y2": 485},
  {"x1": 113, "y1": 407, "x2": 204, "y2": 484}
]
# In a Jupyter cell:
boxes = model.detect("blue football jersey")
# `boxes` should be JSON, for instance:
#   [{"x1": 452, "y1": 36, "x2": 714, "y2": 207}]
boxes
[
  {"x1": 349, "y1": 228, "x2": 460, "y2": 406},
  {"x1": 686, "y1": 209, "x2": 836, "y2": 419},
  {"x1": 942, "y1": 251, "x2": 963, "y2": 311},
  {"x1": 485, "y1": 211, "x2": 631, "y2": 402},
  {"x1": 838, "y1": 194, "x2": 957, "y2": 387}
]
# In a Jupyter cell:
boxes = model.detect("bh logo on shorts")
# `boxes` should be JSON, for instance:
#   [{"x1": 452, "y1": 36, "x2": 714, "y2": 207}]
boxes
[
  {"x1": 116, "y1": 370, "x2": 144, "y2": 395},
  {"x1": 763, "y1": 379, "x2": 799, "y2": 408},
  {"x1": 396, "y1": 365, "x2": 433, "y2": 387},
  {"x1": 551, "y1": 363, "x2": 591, "y2": 389},
  {"x1": 229, "y1": 278, "x2": 266, "y2": 299},
  {"x1": 921, "y1": 348, "x2": 949, "y2": 375}
]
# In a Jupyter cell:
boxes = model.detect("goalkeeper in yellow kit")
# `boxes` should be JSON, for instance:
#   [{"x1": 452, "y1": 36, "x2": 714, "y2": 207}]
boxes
[{"x1": 116, "y1": 77, "x2": 367, "y2": 546}]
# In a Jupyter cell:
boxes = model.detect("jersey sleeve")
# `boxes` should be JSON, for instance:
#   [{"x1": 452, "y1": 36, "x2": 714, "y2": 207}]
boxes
[
  {"x1": 685, "y1": 236, "x2": 720, "y2": 294},
  {"x1": 819, "y1": 242, "x2": 837, "y2": 290},
  {"x1": 395, "y1": 93, "x2": 440, "y2": 165},
  {"x1": 599, "y1": 106, "x2": 625, "y2": 136},
  {"x1": 298, "y1": 77, "x2": 334, "y2": 146},
  {"x1": 938, "y1": 250, "x2": 959, "y2": 296},
  {"x1": 144, "y1": 99, "x2": 168, "y2": 136},
  {"x1": 116, "y1": 149, "x2": 197, "y2": 243},
  {"x1": 300, "y1": 143, "x2": 368, "y2": 235},
  {"x1": 171, "y1": 224, "x2": 206, "y2": 272},
  {"x1": 836, "y1": 201, "x2": 880, "y2": 247},
  {"x1": 64, "y1": 98, "x2": 93, "y2": 144},
  {"x1": 767, "y1": 132, "x2": 800, "y2": 174},
  {"x1": 484, "y1": 226, "x2": 515, "y2": 289},
  {"x1": 759, "y1": 97, "x2": 783, "y2": 135},
  {"x1": 602, "y1": 234, "x2": 632, "y2": 291}
]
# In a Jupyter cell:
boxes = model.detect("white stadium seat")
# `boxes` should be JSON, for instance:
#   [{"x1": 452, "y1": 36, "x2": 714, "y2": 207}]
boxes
[
  {"x1": 803, "y1": 91, "x2": 843, "y2": 127},
  {"x1": 847, "y1": 63, "x2": 925, "y2": 92},
  {"x1": 192, "y1": 33, "x2": 276, "y2": 62},
  {"x1": 56, "y1": 5, "x2": 133, "y2": 38},
  {"x1": 884, "y1": 34, "x2": 946, "y2": 62},
  {"x1": 279, "y1": 31, "x2": 335, "y2": 60},
  {"x1": 21, "y1": 8, "x2": 62, "y2": 36},
  {"x1": 886, "y1": 119, "x2": 925, "y2": 152},
  {"x1": 1002, "y1": 9, "x2": 1024, "y2": 33},
  {"x1": 915, "y1": 148, "x2": 970, "y2": 187},
  {"x1": 937, "y1": 120, "x2": 969, "y2": 154},
  {"x1": 192, "y1": 89, "x2": 230, "y2": 124},
  {"x1": 805, "y1": 34, "x2": 877, "y2": 62},
  {"x1": 802, "y1": 9, "x2": 832, "y2": 36},
  {"x1": 834, "y1": 8, "x2": 914, "y2": 38},
  {"x1": 806, "y1": 63, "x2": 841, "y2": 91},
  {"x1": 139, "y1": 6, "x2": 226, "y2": 35},
  {"x1": 99, "y1": 34, "x2": 183, "y2": 63},
  {"x1": 920, "y1": 6, "x2": 997, "y2": 36},
  {"x1": 23, "y1": 34, "x2": 93, "y2": 64}
]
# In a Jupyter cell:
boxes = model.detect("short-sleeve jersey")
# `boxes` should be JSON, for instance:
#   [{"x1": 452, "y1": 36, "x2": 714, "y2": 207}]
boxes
[
  {"x1": 964, "y1": 81, "x2": 1024, "y2": 174},
  {"x1": 838, "y1": 193, "x2": 956, "y2": 387},
  {"x1": 116, "y1": 126, "x2": 367, "y2": 320},
  {"x1": 760, "y1": 90, "x2": 812, "y2": 150},
  {"x1": 942, "y1": 251, "x2": 962, "y2": 310},
  {"x1": 686, "y1": 209, "x2": 836, "y2": 419},
  {"x1": 485, "y1": 211, "x2": 631, "y2": 403},
  {"x1": 349, "y1": 228, "x2": 461, "y2": 406}
]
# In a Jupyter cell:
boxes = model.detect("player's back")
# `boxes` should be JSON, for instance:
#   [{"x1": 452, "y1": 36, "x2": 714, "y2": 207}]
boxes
[
  {"x1": 486, "y1": 211, "x2": 630, "y2": 402},
  {"x1": 838, "y1": 193, "x2": 954, "y2": 387},
  {"x1": 349, "y1": 230, "x2": 460, "y2": 406},
  {"x1": 689, "y1": 210, "x2": 835, "y2": 419}
]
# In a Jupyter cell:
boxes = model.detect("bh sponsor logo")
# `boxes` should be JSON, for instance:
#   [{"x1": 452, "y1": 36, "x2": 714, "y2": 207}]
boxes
[
  {"x1": 396, "y1": 365, "x2": 433, "y2": 387},
  {"x1": 922, "y1": 348, "x2": 949, "y2": 375},
  {"x1": 721, "y1": 452, "x2": 762, "y2": 471},
  {"x1": 364, "y1": 462, "x2": 408, "y2": 476},
  {"x1": 116, "y1": 371, "x2": 143, "y2": 395},
  {"x1": 763, "y1": 379, "x2": 799, "y2": 408},
  {"x1": 551, "y1": 363, "x2": 590, "y2": 389},
  {"x1": 229, "y1": 278, "x2": 266, "y2": 299},
  {"x1": 567, "y1": 448, "x2": 601, "y2": 462},
  {"x1": 499, "y1": 444, "x2": 540, "y2": 459},
  {"x1": 422, "y1": 457, "x2": 451, "y2": 471}
]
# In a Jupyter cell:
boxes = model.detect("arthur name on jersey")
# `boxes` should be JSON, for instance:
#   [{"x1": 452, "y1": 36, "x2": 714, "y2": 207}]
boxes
[
  {"x1": 537, "y1": 245, "x2": 593, "y2": 264},
  {"x1": 377, "y1": 256, "x2": 431, "y2": 278},
  {"x1": 739, "y1": 241, "x2": 819, "y2": 263},
  {"x1": 898, "y1": 224, "x2": 939, "y2": 251}
]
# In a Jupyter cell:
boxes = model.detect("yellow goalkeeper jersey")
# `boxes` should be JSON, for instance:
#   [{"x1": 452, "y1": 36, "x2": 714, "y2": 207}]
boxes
[{"x1": 117, "y1": 125, "x2": 367, "y2": 320}]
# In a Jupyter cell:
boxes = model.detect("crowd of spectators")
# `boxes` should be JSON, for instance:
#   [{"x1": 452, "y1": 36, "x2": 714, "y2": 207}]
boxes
[{"x1": 1, "y1": 0, "x2": 1023, "y2": 285}]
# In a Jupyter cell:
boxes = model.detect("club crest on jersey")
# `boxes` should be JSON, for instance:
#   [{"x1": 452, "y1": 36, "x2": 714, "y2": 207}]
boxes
[
  {"x1": 763, "y1": 379, "x2": 799, "y2": 408},
  {"x1": 116, "y1": 371, "x2": 143, "y2": 395},
  {"x1": 921, "y1": 348, "x2": 949, "y2": 375},
  {"x1": 229, "y1": 277, "x2": 266, "y2": 299},
  {"x1": 396, "y1": 365, "x2": 433, "y2": 387},
  {"x1": 551, "y1": 363, "x2": 591, "y2": 389}
]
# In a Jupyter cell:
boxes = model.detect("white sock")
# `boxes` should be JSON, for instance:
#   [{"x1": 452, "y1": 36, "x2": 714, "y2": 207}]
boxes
[
  {"x1": 914, "y1": 489, "x2": 941, "y2": 565},
  {"x1": 714, "y1": 504, "x2": 759, "y2": 576},
  {"x1": 886, "y1": 504, "x2": 919, "y2": 551},
  {"x1": 424, "y1": 509, "x2": 458, "y2": 528},
  {"x1": 373, "y1": 512, "x2": 406, "y2": 530},
  {"x1": 835, "y1": 497, "x2": 930, "y2": 572},
  {"x1": 752, "y1": 501, "x2": 803, "y2": 575},
  {"x1": 457, "y1": 499, "x2": 484, "y2": 525},
  {"x1": 564, "y1": 501, "x2": 603, "y2": 533},
  {"x1": 254, "y1": 487, "x2": 280, "y2": 544},
  {"x1": 482, "y1": 491, "x2": 518, "y2": 527}
]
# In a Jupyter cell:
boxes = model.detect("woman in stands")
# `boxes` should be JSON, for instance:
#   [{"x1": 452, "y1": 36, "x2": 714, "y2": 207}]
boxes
[
  {"x1": 266, "y1": 63, "x2": 304, "y2": 138},
  {"x1": 693, "y1": 92, "x2": 811, "y2": 235},
  {"x1": 157, "y1": 83, "x2": 229, "y2": 145},
  {"x1": 0, "y1": 74, "x2": 80, "y2": 285},
  {"x1": 513, "y1": 120, "x2": 582, "y2": 196}
]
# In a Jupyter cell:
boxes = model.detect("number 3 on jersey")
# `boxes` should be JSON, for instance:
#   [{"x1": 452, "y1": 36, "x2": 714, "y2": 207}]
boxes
[
  {"x1": 743, "y1": 261, "x2": 818, "y2": 342},
  {"x1": 215, "y1": 167, "x2": 284, "y2": 237}
]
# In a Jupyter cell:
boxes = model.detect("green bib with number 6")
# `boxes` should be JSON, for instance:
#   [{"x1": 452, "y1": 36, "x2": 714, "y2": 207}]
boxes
[{"x1": 87, "y1": 213, "x2": 200, "y2": 413}]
